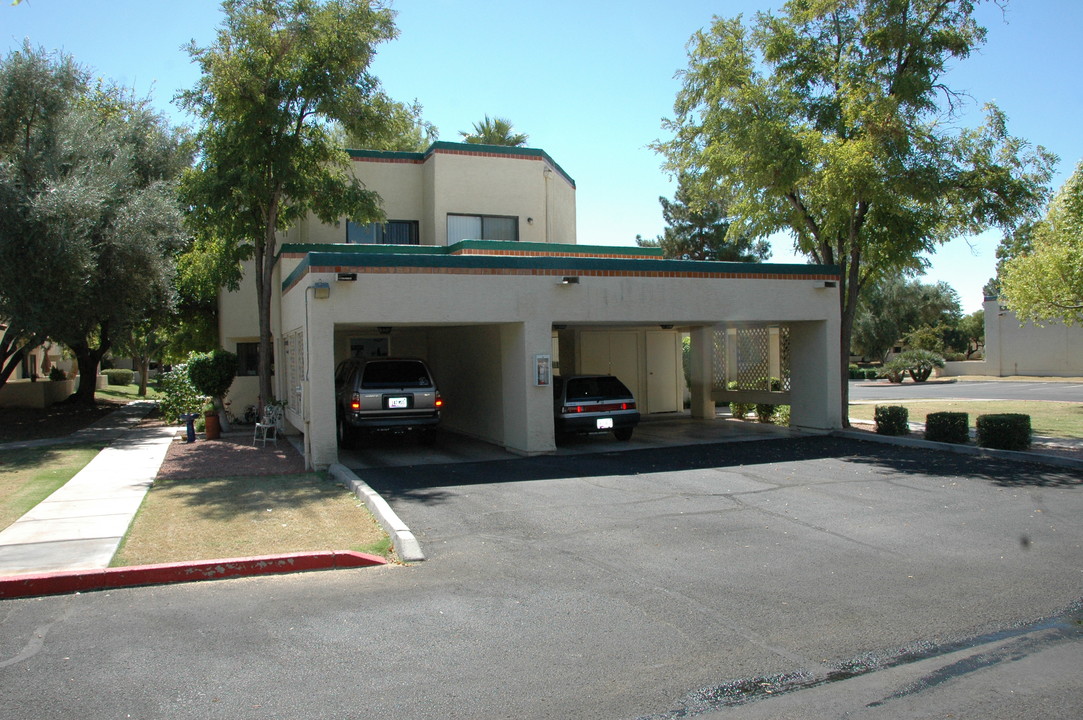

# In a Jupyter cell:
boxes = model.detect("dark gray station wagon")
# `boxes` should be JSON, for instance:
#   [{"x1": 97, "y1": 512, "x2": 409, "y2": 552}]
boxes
[{"x1": 335, "y1": 357, "x2": 442, "y2": 446}]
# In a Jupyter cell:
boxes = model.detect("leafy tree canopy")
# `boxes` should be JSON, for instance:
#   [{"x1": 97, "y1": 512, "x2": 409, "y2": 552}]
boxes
[
  {"x1": 999, "y1": 160, "x2": 1083, "y2": 325},
  {"x1": 656, "y1": 0, "x2": 1053, "y2": 423},
  {"x1": 851, "y1": 277, "x2": 961, "y2": 362},
  {"x1": 180, "y1": 0, "x2": 399, "y2": 406},
  {"x1": 0, "y1": 44, "x2": 189, "y2": 401},
  {"x1": 335, "y1": 97, "x2": 438, "y2": 152},
  {"x1": 637, "y1": 172, "x2": 770, "y2": 262},
  {"x1": 459, "y1": 115, "x2": 528, "y2": 146}
]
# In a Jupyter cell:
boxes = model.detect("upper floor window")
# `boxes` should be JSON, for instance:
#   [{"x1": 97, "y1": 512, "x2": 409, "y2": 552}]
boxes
[
  {"x1": 447, "y1": 214, "x2": 518, "y2": 244},
  {"x1": 347, "y1": 220, "x2": 420, "y2": 245}
]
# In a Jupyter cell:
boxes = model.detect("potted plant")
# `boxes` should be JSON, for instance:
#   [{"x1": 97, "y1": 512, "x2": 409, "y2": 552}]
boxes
[
  {"x1": 202, "y1": 400, "x2": 221, "y2": 440},
  {"x1": 187, "y1": 349, "x2": 238, "y2": 437}
]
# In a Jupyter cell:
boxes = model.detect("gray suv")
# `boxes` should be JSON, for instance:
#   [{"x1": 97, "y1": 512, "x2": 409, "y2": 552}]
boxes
[{"x1": 335, "y1": 357, "x2": 442, "y2": 446}]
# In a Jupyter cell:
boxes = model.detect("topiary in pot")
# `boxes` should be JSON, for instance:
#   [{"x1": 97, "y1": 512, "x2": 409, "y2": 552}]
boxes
[{"x1": 187, "y1": 349, "x2": 238, "y2": 431}]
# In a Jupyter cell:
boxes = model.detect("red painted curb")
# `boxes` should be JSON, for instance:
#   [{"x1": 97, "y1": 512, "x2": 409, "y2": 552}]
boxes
[{"x1": 0, "y1": 551, "x2": 386, "y2": 599}]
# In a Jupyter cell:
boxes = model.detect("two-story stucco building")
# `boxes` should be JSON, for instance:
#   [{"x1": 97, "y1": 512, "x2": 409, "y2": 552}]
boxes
[{"x1": 218, "y1": 141, "x2": 843, "y2": 468}]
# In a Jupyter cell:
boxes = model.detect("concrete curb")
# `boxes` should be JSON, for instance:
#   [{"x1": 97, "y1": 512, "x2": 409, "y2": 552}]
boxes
[
  {"x1": 0, "y1": 550, "x2": 386, "y2": 599},
  {"x1": 834, "y1": 429, "x2": 1083, "y2": 471},
  {"x1": 329, "y1": 463, "x2": 426, "y2": 562}
]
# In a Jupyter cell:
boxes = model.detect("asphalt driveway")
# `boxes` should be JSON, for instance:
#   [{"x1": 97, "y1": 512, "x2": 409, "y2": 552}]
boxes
[{"x1": 2, "y1": 436, "x2": 1081, "y2": 719}]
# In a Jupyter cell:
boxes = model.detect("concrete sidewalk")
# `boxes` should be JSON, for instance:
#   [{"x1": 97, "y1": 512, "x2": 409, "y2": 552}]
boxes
[{"x1": 0, "y1": 402, "x2": 176, "y2": 576}]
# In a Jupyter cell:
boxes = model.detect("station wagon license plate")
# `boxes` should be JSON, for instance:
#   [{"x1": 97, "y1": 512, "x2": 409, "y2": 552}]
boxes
[
  {"x1": 387, "y1": 397, "x2": 409, "y2": 409},
  {"x1": 596, "y1": 418, "x2": 614, "y2": 430}
]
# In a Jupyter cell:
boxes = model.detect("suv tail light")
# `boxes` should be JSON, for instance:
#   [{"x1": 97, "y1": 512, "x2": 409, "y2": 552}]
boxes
[
  {"x1": 350, "y1": 392, "x2": 361, "y2": 411},
  {"x1": 435, "y1": 392, "x2": 444, "y2": 409}
]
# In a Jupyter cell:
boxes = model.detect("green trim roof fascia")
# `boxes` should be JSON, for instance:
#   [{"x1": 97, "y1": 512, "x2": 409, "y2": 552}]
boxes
[
  {"x1": 346, "y1": 140, "x2": 575, "y2": 188},
  {"x1": 282, "y1": 250, "x2": 840, "y2": 292},
  {"x1": 450, "y1": 240, "x2": 662, "y2": 257},
  {"x1": 280, "y1": 241, "x2": 664, "y2": 259},
  {"x1": 281, "y1": 243, "x2": 444, "y2": 256},
  {"x1": 346, "y1": 148, "x2": 425, "y2": 162}
]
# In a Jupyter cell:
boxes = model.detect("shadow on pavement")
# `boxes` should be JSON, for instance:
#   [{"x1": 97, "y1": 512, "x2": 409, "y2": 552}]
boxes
[{"x1": 357, "y1": 436, "x2": 1082, "y2": 506}]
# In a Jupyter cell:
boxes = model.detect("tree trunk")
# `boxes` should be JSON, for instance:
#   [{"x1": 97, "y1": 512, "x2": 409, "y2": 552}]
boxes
[
  {"x1": 256, "y1": 210, "x2": 279, "y2": 414},
  {"x1": 70, "y1": 341, "x2": 107, "y2": 405},
  {"x1": 136, "y1": 352, "x2": 149, "y2": 397}
]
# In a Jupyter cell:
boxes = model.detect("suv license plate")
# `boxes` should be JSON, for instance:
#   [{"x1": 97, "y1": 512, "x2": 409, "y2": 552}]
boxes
[
  {"x1": 388, "y1": 397, "x2": 409, "y2": 409},
  {"x1": 596, "y1": 418, "x2": 614, "y2": 430}
]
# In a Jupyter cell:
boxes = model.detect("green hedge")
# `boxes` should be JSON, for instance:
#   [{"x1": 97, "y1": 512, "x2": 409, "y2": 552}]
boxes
[
  {"x1": 103, "y1": 368, "x2": 134, "y2": 386},
  {"x1": 874, "y1": 405, "x2": 910, "y2": 435},
  {"x1": 925, "y1": 412, "x2": 969, "y2": 444},
  {"x1": 976, "y1": 413, "x2": 1032, "y2": 451}
]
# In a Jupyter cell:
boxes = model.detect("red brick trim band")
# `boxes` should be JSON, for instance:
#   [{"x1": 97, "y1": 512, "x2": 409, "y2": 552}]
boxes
[{"x1": 0, "y1": 551, "x2": 386, "y2": 599}]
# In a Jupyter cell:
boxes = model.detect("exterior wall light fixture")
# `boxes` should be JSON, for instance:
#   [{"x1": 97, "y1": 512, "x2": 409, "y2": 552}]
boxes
[{"x1": 312, "y1": 281, "x2": 330, "y2": 299}]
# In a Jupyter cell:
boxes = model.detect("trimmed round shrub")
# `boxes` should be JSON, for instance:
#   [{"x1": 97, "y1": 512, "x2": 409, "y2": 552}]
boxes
[
  {"x1": 755, "y1": 403, "x2": 776, "y2": 423},
  {"x1": 925, "y1": 411, "x2": 969, "y2": 444},
  {"x1": 49, "y1": 366, "x2": 67, "y2": 381},
  {"x1": 874, "y1": 405, "x2": 910, "y2": 435},
  {"x1": 862, "y1": 368, "x2": 880, "y2": 380},
  {"x1": 976, "y1": 413, "x2": 1032, "y2": 451},
  {"x1": 772, "y1": 404, "x2": 791, "y2": 426},
  {"x1": 848, "y1": 364, "x2": 861, "y2": 380},
  {"x1": 187, "y1": 349, "x2": 238, "y2": 400},
  {"x1": 104, "y1": 368, "x2": 134, "y2": 386}
]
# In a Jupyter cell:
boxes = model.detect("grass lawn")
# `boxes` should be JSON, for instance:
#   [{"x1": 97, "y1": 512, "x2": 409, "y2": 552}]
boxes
[
  {"x1": 98, "y1": 383, "x2": 161, "y2": 402},
  {"x1": 112, "y1": 472, "x2": 392, "y2": 566},
  {"x1": 0, "y1": 445, "x2": 105, "y2": 530},
  {"x1": 848, "y1": 400, "x2": 1083, "y2": 438}
]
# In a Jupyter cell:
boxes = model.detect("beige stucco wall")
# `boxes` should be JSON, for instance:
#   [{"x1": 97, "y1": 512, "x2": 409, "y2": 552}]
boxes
[
  {"x1": 289, "y1": 148, "x2": 577, "y2": 249},
  {"x1": 281, "y1": 269, "x2": 840, "y2": 467},
  {"x1": 980, "y1": 299, "x2": 1083, "y2": 377}
]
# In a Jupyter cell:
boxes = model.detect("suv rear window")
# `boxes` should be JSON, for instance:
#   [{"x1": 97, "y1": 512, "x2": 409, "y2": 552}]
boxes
[
  {"x1": 360, "y1": 360, "x2": 432, "y2": 389},
  {"x1": 564, "y1": 376, "x2": 632, "y2": 400}
]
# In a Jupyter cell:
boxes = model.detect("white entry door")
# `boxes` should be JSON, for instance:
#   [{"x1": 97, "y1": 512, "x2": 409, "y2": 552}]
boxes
[{"x1": 646, "y1": 331, "x2": 679, "y2": 413}]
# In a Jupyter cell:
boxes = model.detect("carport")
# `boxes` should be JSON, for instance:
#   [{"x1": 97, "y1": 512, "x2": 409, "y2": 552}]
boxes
[{"x1": 275, "y1": 242, "x2": 843, "y2": 469}]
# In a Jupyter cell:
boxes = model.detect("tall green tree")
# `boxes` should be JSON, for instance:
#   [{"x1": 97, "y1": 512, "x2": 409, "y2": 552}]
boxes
[
  {"x1": 851, "y1": 278, "x2": 960, "y2": 363},
  {"x1": 0, "y1": 45, "x2": 189, "y2": 402},
  {"x1": 459, "y1": 115, "x2": 528, "y2": 146},
  {"x1": 637, "y1": 172, "x2": 770, "y2": 261},
  {"x1": 657, "y1": 0, "x2": 1053, "y2": 423},
  {"x1": 0, "y1": 44, "x2": 82, "y2": 390},
  {"x1": 180, "y1": 0, "x2": 397, "y2": 407},
  {"x1": 336, "y1": 97, "x2": 437, "y2": 152},
  {"x1": 999, "y1": 161, "x2": 1083, "y2": 325}
]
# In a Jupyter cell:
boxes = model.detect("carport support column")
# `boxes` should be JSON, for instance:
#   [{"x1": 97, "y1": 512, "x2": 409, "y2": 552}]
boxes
[
  {"x1": 689, "y1": 326, "x2": 715, "y2": 419},
  {"x1": 500, "y1": 319, "x2": 555, "y2": 455},
  {"x1": 306, "y1": 295, "x2": 337, "y2": 470},
  {"x1": 788, "y1": 320, "x2": 842, "y2": 431}
]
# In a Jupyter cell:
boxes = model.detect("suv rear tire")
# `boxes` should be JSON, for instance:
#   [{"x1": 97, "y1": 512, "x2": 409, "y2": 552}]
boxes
[{"x1": 337, "y1": 416, "x2": 356, "y2": 449}]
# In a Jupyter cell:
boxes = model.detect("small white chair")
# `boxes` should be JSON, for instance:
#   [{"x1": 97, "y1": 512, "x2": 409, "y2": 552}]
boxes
[{"x1": 253, "y1": 404, "x2": 284, "y2": 447}]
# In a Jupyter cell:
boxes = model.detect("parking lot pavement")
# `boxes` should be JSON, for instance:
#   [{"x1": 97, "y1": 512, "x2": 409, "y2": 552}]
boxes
[
  {"x1": 2, "y1": 435, "x2": 1081, "y2": 720},
  {"x1": 339, "y1": 412, "x2": 802, "y2": 469}
]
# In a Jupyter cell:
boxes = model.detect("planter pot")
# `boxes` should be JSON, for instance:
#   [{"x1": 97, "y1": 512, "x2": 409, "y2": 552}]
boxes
[{"x1": 204, "y1": 412, "x2": 221, "y2": 440}]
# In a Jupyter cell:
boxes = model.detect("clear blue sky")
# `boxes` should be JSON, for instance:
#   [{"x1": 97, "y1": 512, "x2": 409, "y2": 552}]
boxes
[{"x1": 5, "y1": 0, "x2": 1081, "y2": 313}]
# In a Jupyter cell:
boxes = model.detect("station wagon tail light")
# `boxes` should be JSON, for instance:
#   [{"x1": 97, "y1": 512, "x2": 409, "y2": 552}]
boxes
[
  {"x1": 564, "y1": 401, "x2": 635, "y2": 413},
  {"x1": 435, "y1": 393, "x2": 444, "y2": 409},
  {"x1": 350, "y1": 393, "x2": 361, "y2": 411}
]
